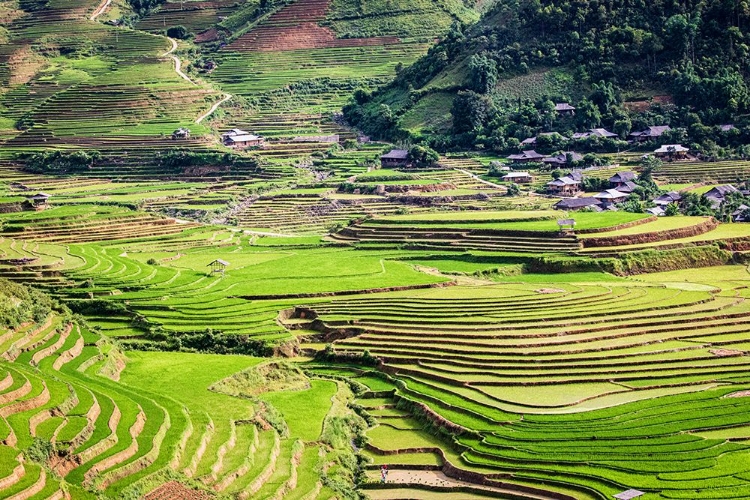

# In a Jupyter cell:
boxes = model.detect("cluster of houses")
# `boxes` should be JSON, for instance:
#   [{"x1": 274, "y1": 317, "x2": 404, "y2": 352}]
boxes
[
  {"x1": 551, "y1": 171, "x2": 642, "y2": 212},
  {"x1": 516, "y1": 124, "x2": 673, "y2": 150},
  {"x1": 549, "y1": 170, "x2": 750, "y2": 220},
  {"x1": 512, "y1": 124, "x2": 693, "y2": 160}
]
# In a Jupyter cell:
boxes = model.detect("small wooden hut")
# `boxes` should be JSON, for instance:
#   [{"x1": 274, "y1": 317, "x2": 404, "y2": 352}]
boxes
[{"x1": 208, "y1": 259, "x2": 229, "y2": 275}]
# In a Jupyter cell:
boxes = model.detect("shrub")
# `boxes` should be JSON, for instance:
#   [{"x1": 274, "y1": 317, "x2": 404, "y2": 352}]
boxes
[
  {"x1": 408, "y1": 145, "x2": 439, "y2": 167},
  {"x1": 26, "y1": 438, "x2": 54, "y2": 463},
  {"x1": 21, "y1": 150, "x2": 100, "y2": 174},
  {"x1": 166, "y1": 25, "x2": 189, "y2": 39}
]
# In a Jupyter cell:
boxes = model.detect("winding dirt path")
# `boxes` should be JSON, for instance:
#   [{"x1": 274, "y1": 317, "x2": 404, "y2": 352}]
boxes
[
  {"x1": 162, "y1": 38, "x2": 194, "y2": 85},
  {"x1": 456, "y1": 168, "x2": 507, "y2": 190},
  {"x1": 161, "y1": 38, "x2": 233, "y2": 124},
  {"x1": 90, "y1": 0, "x2": 111, "y2": 21},
  {"x1": 196, "y1": 93, "x2": 232, "y2": 124}
]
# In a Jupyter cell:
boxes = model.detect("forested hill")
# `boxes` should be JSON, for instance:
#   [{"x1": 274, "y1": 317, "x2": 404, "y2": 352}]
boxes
[{"x1": 345, "y1": 0, "x2": 750, "y2": 154}]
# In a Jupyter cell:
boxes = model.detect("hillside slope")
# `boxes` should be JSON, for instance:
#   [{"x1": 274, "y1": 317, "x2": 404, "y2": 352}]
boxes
[
  {"x1": 0, "y1": 0, "x2": 230, "y2": 174},
  {"x1": 155, "y1": 0, "x2": 480, "y2": 141},
  {"x1": 345, "y1": 0, "x2": 750, "y2": 153}
]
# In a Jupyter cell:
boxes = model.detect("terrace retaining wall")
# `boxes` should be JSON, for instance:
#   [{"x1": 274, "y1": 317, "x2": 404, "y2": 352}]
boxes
[{"x1": 582, "y1": 217, "x2": 718, "y2": 248}]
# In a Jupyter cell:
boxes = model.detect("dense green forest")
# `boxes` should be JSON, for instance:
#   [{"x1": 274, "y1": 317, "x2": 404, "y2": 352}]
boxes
[{"x1": 345, "y1": 0, "x2": 750, "y2": 156}]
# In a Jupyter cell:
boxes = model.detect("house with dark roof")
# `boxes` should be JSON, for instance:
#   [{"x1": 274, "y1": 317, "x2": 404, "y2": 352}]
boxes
[
  {"x1": 568, "y1": 170, "x2": 584, "y2": 181},
  {"x1": 380, "y1": 149, "x2": 410, "y2": 168},
  {"x1": 732, "y1": 204, "x2": 750, "y2": 222},
  {"x1": 654, "y1": 191, "x2": 682, "y2": 206},
  {"x1": 542, "y1": 151, "x2": 583, "y2": 167},
  {"x1": 555, "y1": 103, "x2": 576, "y2": 115},
  {"x1": 26, "y1": 192, "x2": 51, "y2": 210},
  {"x1": 572, "y1": 128, "x2": 618, "y2": 140},
  {"x1": 554, "y1": 197, "x2": 602, "y2": 211},
  {"x1": 615, "y1": 181, "x2": 639, "y2": 194},
  {"x1": 704, "y1": 185, "x2": 739, "y2": 208},
  {"x1": 519, "y1": 132, "x2": 563, "y2": 147},
  {"x1": 629, "y1": 125, "x2": 671, "y2": 142},
  {"x1": 608, "y1": 171, "x2": 636, "y2": 188},
  {"x1": 506, "y1": 150, "x2": 545, "y2": 163}
]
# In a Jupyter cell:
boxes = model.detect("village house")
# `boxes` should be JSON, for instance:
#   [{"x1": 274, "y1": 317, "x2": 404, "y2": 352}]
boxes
[
  {"x1": 380, "y1": 149, "x2": 410, "y2": 168},
  {"x1": 629, "y1": 125, "x2": 671, "y2": 142},
  {"x1": 647, "y1": 206, "x2": 666, "y2": 217},
  {"x1": 732, "y1": 205, "x2": 750, "y2": 222},
  {"x1": 572, "y1": 128, "x2": 618, "y2": 140},
  {"x1": 654, "y1": 191, "x2": 682, "y2": 206},
  {"x1": 654, "y1": 144, "x2": 689, "y2": 160},
  {"x1": 555, "y1": 103, "x2": 576, "y2": 116},
  {"x1": 222, "y1": 129, "x2": 265, "y2": 148},
  {"x1": 594, "y1": 189, "x2": 629, "y2": 207},
  {"x1": 614, "y1": 181, "x2": 638, "y2": 194},
  {"x1": 704, "y1": 185, "x2": 739, "y2": 208},
  {"x1": 502, "y1": 172, "x2": 534, "y2": 184},
  {"x1": 25, "y1": 192, "x2": 50, "y2": 210},
  {"x1": 507, "y1": 150, "x2": 545, "y2": 163},
  {"x1": 554, "y1": 197, "x2": 602, "y2": 211},
  {"x1": 171, "y1": 127, "x2": 190, "y2": 140},
  {"x1": 608, "y1": 171, "x2": 636, "y2": 188},
  {"x1": 542, "y1": 152, "x2": 583, "y2": 167},
  {"x1": 519, "y1": 132, "x2": 563, "y2": 147},
  {"x1": 547, "y1": 175, "x2": 582, "y2": 196}
]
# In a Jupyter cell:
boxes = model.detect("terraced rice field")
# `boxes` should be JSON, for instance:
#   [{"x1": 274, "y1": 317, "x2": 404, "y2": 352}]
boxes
[
  {"x1": 296, "y1": 266, "x2": 750, "y2": 499},
  {"x1": 0, "y1": 288, "x2": 350, "y2": 499},
  {"x1": 0, "y1": 0, "x2": 243, "y2": 178},
  {"x1": 7, "y1": 1, "x2": 750, "y2": 499},
  {"x1": 654, "y1": 159, "x2": 750, "y2": 184}
]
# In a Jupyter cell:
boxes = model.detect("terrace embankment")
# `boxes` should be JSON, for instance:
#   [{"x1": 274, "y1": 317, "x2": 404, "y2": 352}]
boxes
[
  {"x1": 581, "y1": 217, "x2": 719, "y2": 247},
  {"x1": 225, "y1": 0, "x2": 401, "y2": 52},
  {"x1": 333, "y1": 224, "x2": 582, "y2": 254},
  {"x1": 238, "y1": 280, "x2": 453, "y2": 300}
]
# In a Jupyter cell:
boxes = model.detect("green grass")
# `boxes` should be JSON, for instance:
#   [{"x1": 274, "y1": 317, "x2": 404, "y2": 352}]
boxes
[{"x1": 260, "y1": 379, "x2": 337, "y2": 442}]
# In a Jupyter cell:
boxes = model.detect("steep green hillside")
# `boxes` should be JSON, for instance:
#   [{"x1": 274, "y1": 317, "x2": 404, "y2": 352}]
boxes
[
  {"x1": 197, "y1": 0, "x2": 478, "y2": 142},
  {"x1": 345, "y1": 0, "x2": 750, "y2": 155}
]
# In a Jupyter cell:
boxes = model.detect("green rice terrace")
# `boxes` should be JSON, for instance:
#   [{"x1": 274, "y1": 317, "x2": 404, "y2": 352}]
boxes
[{"x1": 6, "y1": 0, "x2": 750, "y2": 499}]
